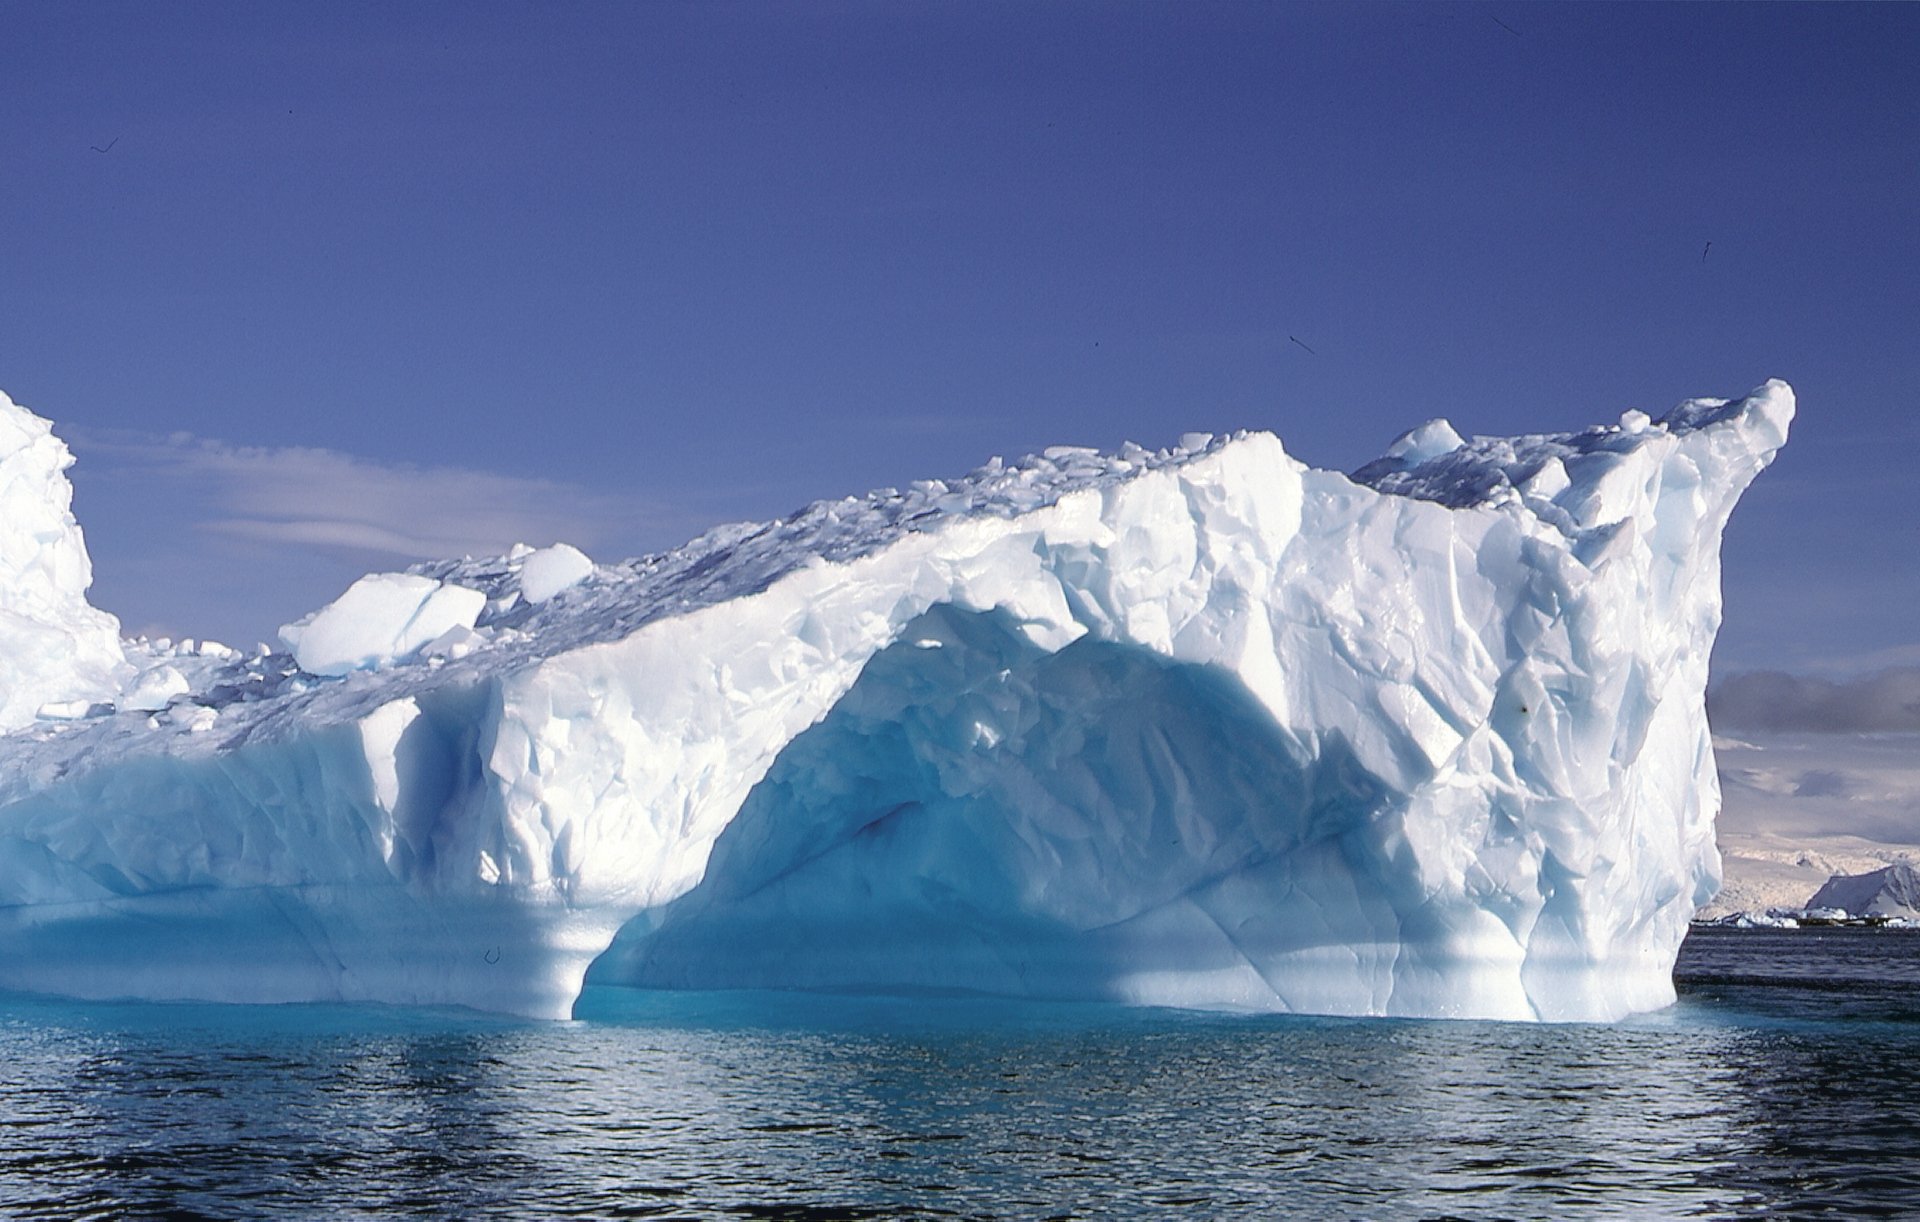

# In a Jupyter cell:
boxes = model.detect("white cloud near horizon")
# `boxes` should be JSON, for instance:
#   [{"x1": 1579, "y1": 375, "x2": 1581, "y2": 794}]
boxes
[{"x1": 71, "y1": 428, "x2": 680, "y2": 564}]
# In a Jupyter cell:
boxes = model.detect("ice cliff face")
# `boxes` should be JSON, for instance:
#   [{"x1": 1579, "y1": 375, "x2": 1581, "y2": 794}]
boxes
[{"x1": 0, "y1": 382, "x2": 1793, "y2": 1020}]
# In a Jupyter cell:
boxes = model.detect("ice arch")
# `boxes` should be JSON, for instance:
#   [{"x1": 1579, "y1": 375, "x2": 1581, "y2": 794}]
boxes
[{"x1": 591, "y1": 603, "x2": 1526, "y2": 1016}]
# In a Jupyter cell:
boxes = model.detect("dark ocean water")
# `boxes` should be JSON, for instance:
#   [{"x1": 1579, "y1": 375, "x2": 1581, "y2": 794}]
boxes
[{"x1": 2, "y1": 927, "x2": 1917, "y2": 1220}]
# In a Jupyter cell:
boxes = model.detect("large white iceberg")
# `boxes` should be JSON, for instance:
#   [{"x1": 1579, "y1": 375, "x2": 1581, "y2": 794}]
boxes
[{"x1": 0, "y1": 382, "x2": 1793, "y2": 1020}]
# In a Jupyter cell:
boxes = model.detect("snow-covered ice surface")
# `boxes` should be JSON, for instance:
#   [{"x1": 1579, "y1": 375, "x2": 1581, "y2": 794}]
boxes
[{"x1": 0, "y1": 382, "x2": 1793, "y2": 1020}]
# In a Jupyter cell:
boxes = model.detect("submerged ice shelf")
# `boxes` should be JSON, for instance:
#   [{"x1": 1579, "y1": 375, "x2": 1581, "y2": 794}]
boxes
[{"x1": 0, "y1": 383, "x2": 1793, "y2": 1020}]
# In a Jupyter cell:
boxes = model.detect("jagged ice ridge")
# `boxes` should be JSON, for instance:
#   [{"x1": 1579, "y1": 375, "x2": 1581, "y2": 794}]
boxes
[{"x1": 0, "y1": 383, "x2": 1793, "y2": 1020}]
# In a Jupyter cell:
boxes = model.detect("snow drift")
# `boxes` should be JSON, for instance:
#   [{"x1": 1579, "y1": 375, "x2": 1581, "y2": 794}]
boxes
[{"x1": 0, "y1": 382, "x2": 1793, "y2": 1020}]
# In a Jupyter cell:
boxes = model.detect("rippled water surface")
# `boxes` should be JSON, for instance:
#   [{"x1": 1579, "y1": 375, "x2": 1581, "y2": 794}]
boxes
[{"x1": 3, "y1": 927, "x2": 1918, "y2": 1219}]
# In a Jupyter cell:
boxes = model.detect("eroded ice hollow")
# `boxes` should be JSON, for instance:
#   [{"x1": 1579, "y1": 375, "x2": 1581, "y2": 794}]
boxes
[{"x1": 0, "y1": 383, "x2": 1792, "y2": 1021}]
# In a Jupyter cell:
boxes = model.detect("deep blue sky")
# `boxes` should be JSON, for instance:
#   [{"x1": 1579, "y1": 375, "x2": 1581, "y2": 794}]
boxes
[{"x1": 1, "y1": 1, "x2": 1914, "y2": 674}]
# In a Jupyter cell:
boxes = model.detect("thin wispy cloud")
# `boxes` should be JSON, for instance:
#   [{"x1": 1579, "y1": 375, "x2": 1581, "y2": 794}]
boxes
[{"x1": 73, "y1": 429, "x2": 677, "y2": 563}]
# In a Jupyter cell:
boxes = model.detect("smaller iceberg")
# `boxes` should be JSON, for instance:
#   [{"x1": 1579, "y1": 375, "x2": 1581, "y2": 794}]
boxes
[{"x1": 1806, "y1": 863, "x2": 1920, "y2": 922}]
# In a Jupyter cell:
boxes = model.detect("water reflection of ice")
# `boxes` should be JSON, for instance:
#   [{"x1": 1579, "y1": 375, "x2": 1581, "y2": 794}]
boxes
[{"x1": 1, "y1": 965, "x2": 1916, "y2": 1217}]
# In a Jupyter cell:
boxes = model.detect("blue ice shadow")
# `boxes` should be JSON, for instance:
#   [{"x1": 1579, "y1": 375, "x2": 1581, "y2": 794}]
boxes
[{"x1": 589, "y1": 604, "x2": 1407, "y2": 1006}]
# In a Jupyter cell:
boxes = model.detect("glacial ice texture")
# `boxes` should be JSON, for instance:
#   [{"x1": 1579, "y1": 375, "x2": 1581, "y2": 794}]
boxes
[{"x1": 0, "y1": 382, "x2": 1793, "y2": 1020}]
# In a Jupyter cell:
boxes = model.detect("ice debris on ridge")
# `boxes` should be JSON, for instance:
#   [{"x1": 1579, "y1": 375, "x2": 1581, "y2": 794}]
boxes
[
  {"x1": 274, "y1": 542, "x2": 599, "y2": 676},
  {"x1": 279, "y1": 573, "x2": 488, "y2": 677},
  {"x1": 0, "y1": 381, "x2": 1793, "y2": 1021},
  {"x1": 121, "y1": 665, "x2": 190, "y2": 713},
  {"x1": 517, "y1": 542, "x2": 595, "y2": 604},
  {"x1": 1379, "y1": 417, "x2": 1466, "y2": 468}
]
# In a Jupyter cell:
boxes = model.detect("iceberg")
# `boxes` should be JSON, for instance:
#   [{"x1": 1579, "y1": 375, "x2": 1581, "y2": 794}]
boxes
[
  {"x1": 0, "y1": 382, "x2": 1793, "y2": 1020},
  {"x1": 1805, "y1": 862, "x2": 1920, "y2": 922}
]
